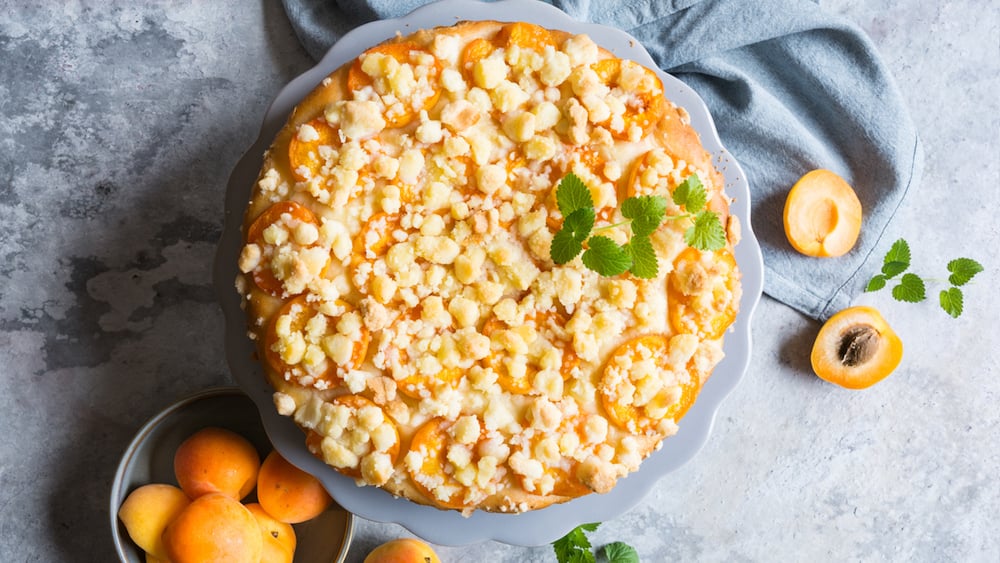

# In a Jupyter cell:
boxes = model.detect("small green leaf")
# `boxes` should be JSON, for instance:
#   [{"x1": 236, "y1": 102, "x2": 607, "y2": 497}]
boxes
[
  {"x1": 684, "y1": 210, "x2": 726, "y2": 251},
  {"x1": 947, "y1": 258, "x2": 983, "y2": 287},
  {"x1": 583, "y1": 236, "x2": 632, "y2": 276},
  {"x1": 601, "y1": 541, "x2": 640, "y2": 563},
  {"x1": 626, "y1": 236, "x2": 658, "y2": 279},
  {"x1": 621, "y1": 195, "x2": 668, "y2": 237},
  {"x1": 883, "y1": 239, "x2": 911, "y2": 269},
  {"x1": 866, "y1": 275, "x2": 887, "y2": 292},
  {"x1": 553, "y1": 523, "x2": 600, "y2": 563},
  {"x1": 672, "y1": 174, "x2": 707, "y2": 213},
  {"x1": 556, "y1": 172, "x2": 594, "y2": 218},
  {"x1": 939, "y1": 287, "x2": 964, "y2": 318},
  {"x1": 564, "y1": 207, "x2": 596, "y2": 242},
  {"x1": 892, "y1": 273, "x2": 926, "y2": 303},
  {"x1": 551, "y1": 229, "x2": 584, "y2": 264},
  {"x1": 881, "y1": 260, "x2": 909, "y2": 278}
]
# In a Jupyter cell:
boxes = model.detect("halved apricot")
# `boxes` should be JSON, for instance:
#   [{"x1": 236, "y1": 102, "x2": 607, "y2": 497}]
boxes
[
  {"x1": 347, "y1": 41, "x2": 441, "y2": 128},
  {"x1": 406, "y1": 417, "x2": 483, "y2": 510},
  {"x1": 495, "y1": 22, "x2": 557, "y2": 53},
  {"x1": 288, "y1": 118, "x2": 340, "y2": 182},
  {"x1": 811, "y1": 306, "x2": 902, "y2": 389},
  {"x1": 460, "y1": 37, "x2": 496, "y2": 78},
  {"x1": 783, "y1": 169, "x2": 863, "y2": 257},
  {"x1": 591, "y1": 58, "x2": 665, "y2": 138},
  {"x1": 304, "y1": 395, "x2": 400, "y2": 482},
  {"x1": 481, "y1": 311, "x2": 578, "y2": 395},
  {"x1": 667, "y1": 247, "x2": 739, "y2": 340},
  {"x1": 264, "y1": 296, "x2": 370, "y2": 387},
  {"x1": 599, "y1": 334, "x2": 700, "y2": 434},
  {"x1": 246, "y1": 201, "x2": 322, "y2": 297}
]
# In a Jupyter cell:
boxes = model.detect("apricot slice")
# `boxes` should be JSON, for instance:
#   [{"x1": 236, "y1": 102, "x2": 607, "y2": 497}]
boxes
[
  {"x1": 481, "y1": 311, "x2": 579, "y2": 395},
  {"x1": 668, "y1": 247, "x2": 740, "y2": 340},
  {"x1": 347, "y1": 41, "x2": 441, "y2": 128},
  {"x1": 245, "y1": 201, "x2": 322, "y2": 297},
  {"x1": 162, "y1": 493, "x2": 263, "y2": 563},
  {"x1": 245, "y1": 503, "x2": 296, "y2": 563},
  {"x1": 811, "y1": 305, "x2": 903, "y2": 389},
  {"x1": 406, "y1": 417, "x2": 490, "y2": 510},
  {"x1": 364, "y1": 537, "x2": 441, "y2": 563},
  {"x1": 117, "y1": 483, "x2": 190, "y2": 560},
  {"x1": 288, "y1": 118, "x2": 339, "y2": 181},
  {"x1": 496, "y1": 22, "x2": 557, "y2": 52},
  {"x1": 305, "y1": 395, "x2": 400, "y2": 484},
  {"x1": 599, "y1": 334, "x2": 701, "y2": 435},
  {"x1": 461, "y1": 37, "x2": 495, "y2": 78},
  {"x1": 264, "y1": 296, "x2": 370, "y2": 388},
  {"x1": 591, "y1": 58, "x2": 665, "y2": 138},
  {"x1": 783, "y1": 169, "x2": 863, "y2": 257},
  {"x1": 256, "y1": 450, "x2": 332, "y2": 524},
  {"x1": 174, "y1": 427, "x2": 260, "y2": 501}
]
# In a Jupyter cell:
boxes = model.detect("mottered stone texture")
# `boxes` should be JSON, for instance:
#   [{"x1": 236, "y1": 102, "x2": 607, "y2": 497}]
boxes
[{"x1": 1, "y1": 1, "x2": 997, "y2": 562}]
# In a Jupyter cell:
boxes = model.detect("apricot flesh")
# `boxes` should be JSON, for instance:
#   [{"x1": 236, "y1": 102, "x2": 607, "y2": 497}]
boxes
[
  {"x1": 811, "y1": 306, "x2": 903, "y2": 389},
  {"x1": 117, "y1": 483, "x2": 190, "y2": 559},
  {"x1": 162, "y1": 492, "x2": 263, "y2": 563},
  {"x1": 364, "y1": 537, "x2": 441, "y2": 563},
  {"x1": 783, "y1": 169, "x2": 862, "y2": 257},
  {"x1": 246, "y1": 503, "x2": 297, "y2": 563},
  {"x1": 174, "y1": 426, "x2": 260, "y2": 500}
]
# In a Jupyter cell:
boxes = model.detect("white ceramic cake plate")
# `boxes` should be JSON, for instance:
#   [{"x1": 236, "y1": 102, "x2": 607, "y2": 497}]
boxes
[{"x1": 214, "y1": 0, "x2": 764, "y2": 546}]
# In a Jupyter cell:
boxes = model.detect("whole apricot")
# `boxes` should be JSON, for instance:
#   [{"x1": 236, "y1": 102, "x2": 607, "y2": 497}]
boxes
[
  {"x1": 783, "y1": 169, "x2": 863, "y2": 257},
  {"x1": 117, "y1": 483, "x2": 190, "y2": 559},
  {"x1": 246, "y1": 503, "x2": 297, "y2": 563},
  {"x1": 162, "y1": 492, "x2": 263, "y2": 563},
  {"x1": 174, "y1": 426, "x2": 260, "y2": 500},
  {"x1": 257, "y1": 449, "x2": 333, "y2": 524},
  {"x1": 811, "y1": 305, "x2": 903, "y2": 389},
  {"x1": 364, "y1": 538, "x2": 441, "y2": 563}
]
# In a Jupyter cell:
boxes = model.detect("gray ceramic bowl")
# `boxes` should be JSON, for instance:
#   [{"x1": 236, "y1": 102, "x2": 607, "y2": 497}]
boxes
[{"x1": 110, "y1": 386, "x2": 354, "y2": 562}]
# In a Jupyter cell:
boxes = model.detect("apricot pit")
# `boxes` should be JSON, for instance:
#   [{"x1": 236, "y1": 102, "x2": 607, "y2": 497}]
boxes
[
  {"x1": 811, "y1": 306, "x2": 902, "y2": 389},
  {"x1": 783, "y1": 169, "x2": 862, "y2": 257}
]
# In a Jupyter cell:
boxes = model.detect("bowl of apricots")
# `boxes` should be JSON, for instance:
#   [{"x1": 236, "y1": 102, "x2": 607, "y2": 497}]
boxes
[{"x1": 111, "y1": 386, "x2": 354, "y2": 563}]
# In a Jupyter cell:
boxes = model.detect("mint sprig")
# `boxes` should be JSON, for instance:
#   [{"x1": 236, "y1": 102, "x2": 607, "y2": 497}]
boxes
[
  {"x1": 549, "y1": 172, "x2": 725, "y2": 278},
  {"x1": 552, "y1": 523, "x2": 639, "y2": 563},
  {"x1": 866, "y1": 238, "x2": 982, "y2": 318}
]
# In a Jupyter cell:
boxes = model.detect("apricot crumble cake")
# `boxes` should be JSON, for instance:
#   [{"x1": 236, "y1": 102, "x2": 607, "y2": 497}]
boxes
[{"x1": 236, "y1": 20, "x2": 741, "y2": 514}]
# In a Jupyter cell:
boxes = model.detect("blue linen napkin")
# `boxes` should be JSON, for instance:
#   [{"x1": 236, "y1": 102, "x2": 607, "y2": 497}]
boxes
[{"x1": 279, "y1": 0, "x2": 922, "y2": 321}]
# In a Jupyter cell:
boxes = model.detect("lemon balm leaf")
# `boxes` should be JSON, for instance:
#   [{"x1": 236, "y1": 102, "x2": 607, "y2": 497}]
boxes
[
  {"x1": 601, "y1": 542, "x2": 640, "y2": 563},
  {"x1": 939, "y1": 287, "x2": 964, "y2": 318},
  {"x1": 892, "y1": 273, "x2": 926, "y2": 303},
  {"x1": 673, "y1": 173, "x2": 707, "y2": 213},
  {"x1": 626, "y1": 236, "x2": 658, "y2": 279},
  {"x1": 556, "y1": 172, "x2": 593, "y2": 218},
  {"x1": 564, "y1": 207, "x2": 596, "y2": 242},
  {"x1": 553, "y1": 523, "x2": 599, "y2": 563},
  {"x1": 685, "y1": 210, "x2": 726, "y2": 251},
  {"x1": 551, "y1": 228, "x2": 584, "y2": 264},
  {"x1": 946, "y1": 258, "x2": 983, "y2": 287},
  {"x1": 866, "y1": 274, "x2": 887, "y2": 292},
  {"x1": 583, "y1": 236, "x2": 632, "y2": 276},
  {"x1": 621, "y1": 195, "x2": 667, "y2": 237},
  {"x1": 883, "y1": 238, "x2": 911, "y2": 269}
]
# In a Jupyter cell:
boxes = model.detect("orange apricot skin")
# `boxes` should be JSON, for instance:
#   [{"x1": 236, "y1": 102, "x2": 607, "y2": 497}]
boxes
[
  {"x1": 364, "y1": 537, "x2": 441, "y2": 563},
  {"x1": 257, "y1": 450, "x2": 333, "y2": 524},
  {"x1": 173, "y1": 427, "x2": 261, "y2": 501},
  {"x1": 246, "y1": 503, "x2": 297, "y2": 563},
  {"x1": 783, "y1": 169, "x2": 863, "y2": 257},
  {"x1": 811, "y1": 306, "x2": 903, "y2": 389},
  {"x1": 162, "y1": 493, "x2": 263, "y2": 563},
  {"x1": 117, "y1": 483, "x2": 191, "y2": 560}
]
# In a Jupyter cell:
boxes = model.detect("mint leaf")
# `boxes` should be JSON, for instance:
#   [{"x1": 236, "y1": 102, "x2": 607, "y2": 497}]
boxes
[
  {"x1": 553, "y1": 523, "x2": 600, "y2": 563},
  {"x1": 551, "y1": 229, "x2": 584, "y2": 264},
  {"x1": 601, "y1": 542, "x2": 640, "y2": 563},
  {"x1": 947, "y1": 258, "x2": 983, "y2": 286},
  {"x1": 564, "y1": 207, "x2": 596, "y2": 242},
  {"x1": 884, "y1": 238, "x2": 911, "y2": 267},
  {"x1": 892, "y1": 273, "x2": 926, "y2": 303},
  {"x1": 672, "y1": 174, "x2": 707, "y2": 213},
  {"x1": 621, "y1": 195, "x2": 668, "y2": 237},
  {"x1": 866, "y1": 274, "x2": 887, "y2": 292},
  {"x1": 626, "y1": 236, "x2": 658, "y2": 279},
  {"x1": 939, "y1": 287, "x2": 964, "y2": 318},
  {"x1": 556, "y1": 172, "x2": 593, "y2": 218},
  {"x1": 881, "y1": 260, "x2": 909, "y2": 278},
  {"x1": 583, "y1": 236, "x2": 632, "y2": 276},
  {"x1": 684, "y1": 210, "x2": 726, "y2": 251}
]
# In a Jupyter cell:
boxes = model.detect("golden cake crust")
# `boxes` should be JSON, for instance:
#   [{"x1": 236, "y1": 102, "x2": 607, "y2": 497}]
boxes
[{"x1": 237, "y1": 20, "x2": 741, "y2": 514}]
